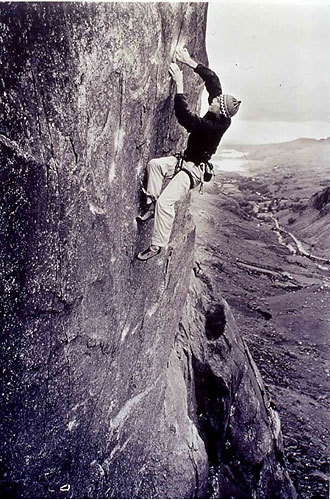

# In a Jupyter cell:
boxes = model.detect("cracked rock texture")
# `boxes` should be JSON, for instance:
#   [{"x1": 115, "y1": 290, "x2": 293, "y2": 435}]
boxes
[{"x1": 0, "y1": 3, "x2": 295, "y2": 499}]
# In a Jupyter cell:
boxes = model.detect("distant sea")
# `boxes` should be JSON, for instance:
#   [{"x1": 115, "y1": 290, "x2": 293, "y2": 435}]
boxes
[{"x1": 212, "y1": 149, "x2": 249, "y2": 174}]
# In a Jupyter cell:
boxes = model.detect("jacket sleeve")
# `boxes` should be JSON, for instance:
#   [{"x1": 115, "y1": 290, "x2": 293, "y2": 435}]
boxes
[
  {"x1": 174, "y1": 94, "x2": 222, "y2": 133},
  {"x1": 194, "y1": 63, "x2": 222, "y2": 102}
]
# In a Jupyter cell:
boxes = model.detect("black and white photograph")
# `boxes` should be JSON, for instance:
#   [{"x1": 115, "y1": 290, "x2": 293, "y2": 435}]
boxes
[{"x1": 0, "y1": 0, "x2": 329, "y2": 498}]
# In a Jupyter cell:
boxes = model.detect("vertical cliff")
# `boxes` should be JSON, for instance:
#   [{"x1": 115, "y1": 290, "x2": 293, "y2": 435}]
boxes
[
  {"x1": 178, "y1": 269, "x2": 296, "y2": 498},
  {"x1": 0, "y1": 3, "x2": 295, "y2": 499}
]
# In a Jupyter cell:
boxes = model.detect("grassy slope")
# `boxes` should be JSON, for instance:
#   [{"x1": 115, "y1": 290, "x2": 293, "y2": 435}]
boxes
[{"x1": 239, "y1": 138, "x2": 330, "y2": 257}]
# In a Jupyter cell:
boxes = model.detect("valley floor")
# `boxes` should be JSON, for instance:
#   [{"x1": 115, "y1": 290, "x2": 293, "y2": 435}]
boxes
[{"x1": 190, "y1": 140, "x2": 329, "y2": 498}]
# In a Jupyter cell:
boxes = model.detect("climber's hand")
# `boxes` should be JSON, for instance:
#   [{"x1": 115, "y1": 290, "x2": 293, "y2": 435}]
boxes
[
  {"x1": 175, "y1": 47, "x2": 198, "y2": 69},
  {"x1": 169, "y1": 63, "x2": 183, "y2": 84},
  {"x1": 169, "y1": 62, "x2": 184, "y2": 93}
]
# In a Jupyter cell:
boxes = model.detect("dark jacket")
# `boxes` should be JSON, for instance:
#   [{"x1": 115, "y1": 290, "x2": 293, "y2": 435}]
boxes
[{"x1": 174, "y1": 63, "x2": 231, "y2": 165}]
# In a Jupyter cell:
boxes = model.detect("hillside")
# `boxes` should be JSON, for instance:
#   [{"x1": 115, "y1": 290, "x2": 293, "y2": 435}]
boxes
[
  {"x1": 225, "y1": 138, "x2": 330, "y2": 258},
  {"x1": 190, "y1": 137, "x2": 329, "y2": 498}
]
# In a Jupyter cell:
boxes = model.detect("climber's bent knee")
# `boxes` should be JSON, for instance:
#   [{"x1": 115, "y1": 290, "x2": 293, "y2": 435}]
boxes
[
  {"x1": 157, "y1": 171, "x2": 191, "y2": 208},
  {"x1": 147, "y1": 158, "x2": 160, "y2": 172},
  {"x1": 147, "y1": 156, "x2": 177, "y2": 179}
]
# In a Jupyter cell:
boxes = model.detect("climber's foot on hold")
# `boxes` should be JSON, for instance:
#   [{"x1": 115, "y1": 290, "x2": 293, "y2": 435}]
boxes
[
  {"x1": 136, "y1": 202, "x2": 155, "y2": 223},
  {"x1": 137, "y1": 245, "x2": 161, "y2": 261}
]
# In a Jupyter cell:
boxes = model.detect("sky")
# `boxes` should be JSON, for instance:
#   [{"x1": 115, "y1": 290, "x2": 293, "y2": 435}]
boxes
[{"x1": 202, "y1": 0, "x2": 330, "y2": 144}]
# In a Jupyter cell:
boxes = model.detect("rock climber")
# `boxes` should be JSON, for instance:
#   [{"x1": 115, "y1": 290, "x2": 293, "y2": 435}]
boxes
[{"x1": 137, "y1": 47, "x2": 241, "y2": 261}]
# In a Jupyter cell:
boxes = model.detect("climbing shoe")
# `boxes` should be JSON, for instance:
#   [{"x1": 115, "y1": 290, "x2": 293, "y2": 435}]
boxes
[
  {"x1": 136, "y1": 203, "x2": 155, "y2": 222},
  {"x1": 137, "y1": 245, "x2": 161, "y2": 261}
]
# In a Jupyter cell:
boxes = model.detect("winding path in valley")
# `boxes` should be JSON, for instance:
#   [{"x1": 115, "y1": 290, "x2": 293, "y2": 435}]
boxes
[{"x1": 270, "y1": 216, "x2": 330, "y2": 265}]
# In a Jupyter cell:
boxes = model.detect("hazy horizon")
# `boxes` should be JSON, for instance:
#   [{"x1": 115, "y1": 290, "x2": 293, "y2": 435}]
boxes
[
  {"x1": 220, "y1": 119, "x2": 330, "y2": 147},
  {"x1": 203, "y1": 0, "x2": 330, "y2": 145}
]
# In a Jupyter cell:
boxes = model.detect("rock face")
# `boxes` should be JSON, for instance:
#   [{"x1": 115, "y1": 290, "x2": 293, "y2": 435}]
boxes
[
  {"x1": 311, "y1": 186, "x2": 330, "y2": 213},
  {"x1": 0, "y1": 3, "x2": 295, "y2": 499},
  {"x1": 180, "y1": 270, "x2": 296, "y2": 498}
]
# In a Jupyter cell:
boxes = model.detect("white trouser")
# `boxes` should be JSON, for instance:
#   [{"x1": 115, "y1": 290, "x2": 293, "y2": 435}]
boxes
[{"x1": 145, "y1": 156, "x2": 202, "y2": 248}]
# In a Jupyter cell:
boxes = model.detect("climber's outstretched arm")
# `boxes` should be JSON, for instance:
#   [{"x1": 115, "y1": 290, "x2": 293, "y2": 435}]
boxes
[
  {"x1": 175, "y1": 47, "x2": 222, "y2": 102},
  {"x1": 169, "y1": 61, "x2": 220, "y2": 133}
]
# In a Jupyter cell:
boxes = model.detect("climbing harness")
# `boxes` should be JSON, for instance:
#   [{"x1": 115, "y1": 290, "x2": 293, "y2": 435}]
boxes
[
  {"x1": 174, "y1": 152, "x2": 184, "y2": 174},
  {"x1": 174, "y1": 152, "x2": 215, "y2": 194},
  {"x1": 174, "y1": 153, "x2": 195, "y2": 189},
  {"x1": 181, "y1": 168, "x2": 196, "y2": 190}
]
